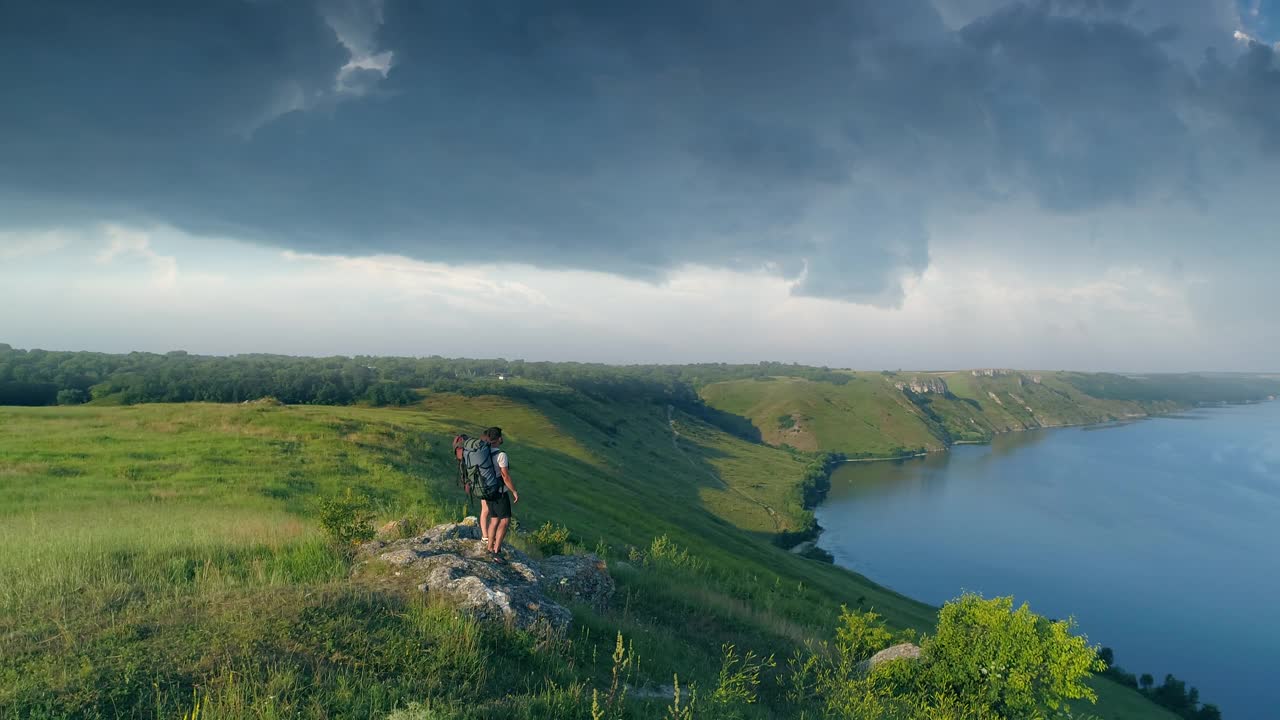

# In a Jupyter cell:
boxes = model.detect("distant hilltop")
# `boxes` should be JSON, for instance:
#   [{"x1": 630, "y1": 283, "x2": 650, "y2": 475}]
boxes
[{"x1": 700, "y1": 368, "x2": 1280, "y2": 457}]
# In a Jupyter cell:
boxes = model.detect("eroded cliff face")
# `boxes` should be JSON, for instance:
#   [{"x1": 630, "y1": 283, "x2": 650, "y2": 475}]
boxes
[{"x1": 895, "y1": 377, "x2": 948, "y2": 395}]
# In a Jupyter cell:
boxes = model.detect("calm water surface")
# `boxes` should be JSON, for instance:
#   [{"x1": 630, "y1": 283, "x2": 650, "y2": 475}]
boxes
[{"x1": 815, "y1": 401, "x2": 1280, "y2": 720}]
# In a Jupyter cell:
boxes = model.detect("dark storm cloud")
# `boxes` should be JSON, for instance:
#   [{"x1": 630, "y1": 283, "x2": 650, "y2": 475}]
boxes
[{"x1": 0, "y1": 0, "x2": 1276, "y2": 303}]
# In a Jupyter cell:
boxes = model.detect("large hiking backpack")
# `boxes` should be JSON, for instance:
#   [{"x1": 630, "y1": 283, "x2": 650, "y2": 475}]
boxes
[{"x1": 452, "y1": 434, "x2": 503, "y2": 501}]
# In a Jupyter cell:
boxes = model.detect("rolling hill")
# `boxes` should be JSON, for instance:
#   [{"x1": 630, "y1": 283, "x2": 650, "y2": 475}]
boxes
[
  {"x1": 0, "y1": 387, "x2": 1178, "y2": 719},
  {"x1": 699, "y1": 369, "x2": 1218, "y2": 456}
]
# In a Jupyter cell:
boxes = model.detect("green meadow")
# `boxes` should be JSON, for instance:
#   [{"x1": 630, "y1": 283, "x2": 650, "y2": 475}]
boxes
[
  {"x1": 1, "y1": 394, "x2": 1176, "y2": 719},
  {"x1": 698, "y1": 371, "x2": 1183, "y2": 454}
]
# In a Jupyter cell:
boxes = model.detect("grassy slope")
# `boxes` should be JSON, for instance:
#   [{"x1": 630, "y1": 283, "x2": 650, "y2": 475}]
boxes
[
  {"x1": 699, "y1": 373, "x2": 1201, "y2": 719},
  {"x1": 1, "y1": 397, "x2": 955, "y2": 719},
  {"x1": 699, "y1": 375, "x2": 943, "y2": 455},
  {"x1": 0, "y1": 394, "x2": 1178, "y2": 719},
  {"x1": 701, "y1": 371, "x2": 1183, "y2": 454}
]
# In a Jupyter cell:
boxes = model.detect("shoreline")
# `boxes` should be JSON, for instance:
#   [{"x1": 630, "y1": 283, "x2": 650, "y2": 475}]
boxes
[
  {"x1": 791, "y1": 399, "x2": 1276, "y2": 550},
  {"x1": 807, "y1": 398, "x2": 1278, "y2": 719},
  {"x1": 832, "y1": 406, "x2": 1200, "y2": 466}
]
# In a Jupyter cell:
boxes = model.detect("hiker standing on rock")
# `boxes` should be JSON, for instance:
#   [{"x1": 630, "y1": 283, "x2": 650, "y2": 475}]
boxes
[
  {"x1": 482, "y1": 426, "x2": 519, "y2": 563},
  {"x1": 456, "y1": 427, "x2": 520, "y2": 563}
]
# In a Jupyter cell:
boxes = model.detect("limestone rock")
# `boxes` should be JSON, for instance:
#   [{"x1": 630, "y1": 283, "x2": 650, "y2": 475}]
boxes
[
  {"x1": 855, "y1": 643, "x2": 923, "y2": 676},
  {"x1": 358, "y1": 521, "x2": 613, "y2": 633},
  {"x1": 539, "y1": 553, "x2": 614, "y2": 610},
  {"x1": 895, "y1": 377, "x2": 948, "y2": 395}
]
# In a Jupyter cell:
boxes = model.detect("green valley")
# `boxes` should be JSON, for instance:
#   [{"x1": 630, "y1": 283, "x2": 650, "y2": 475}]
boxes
[{"x1": 5, "y1": 347, "x2": 1273, "y2": 718}]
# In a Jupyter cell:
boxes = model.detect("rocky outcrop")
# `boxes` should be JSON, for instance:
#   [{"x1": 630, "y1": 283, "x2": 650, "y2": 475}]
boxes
[
  {"x1": 895, "y1": 377, "x2": 949, "y2": 395},
  {"x1": 539, "y1": 553, "x2": 615, "y2": 610},
  {"x1": 855, "y1": 643, "x2": 923, "y2": 676},
  {"x1": 356, "y1": 521, "x2": 612, "y2": 633}
]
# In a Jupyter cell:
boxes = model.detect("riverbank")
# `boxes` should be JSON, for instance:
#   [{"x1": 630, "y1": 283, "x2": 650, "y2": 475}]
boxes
[{"x1": 814, "y1": 401, "x2": 1280, "y2": 720}]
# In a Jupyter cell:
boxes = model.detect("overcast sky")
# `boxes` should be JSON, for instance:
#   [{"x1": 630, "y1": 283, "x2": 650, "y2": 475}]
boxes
[{"x1": 2, "y1": 0, "x2": 1277, "y2": 371}]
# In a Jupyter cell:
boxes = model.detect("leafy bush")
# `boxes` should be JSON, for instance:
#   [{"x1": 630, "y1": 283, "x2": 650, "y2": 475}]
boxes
[
  {"x1": 786, "y1": 595, "x2": 1104, "y2": 719},
  {"x1": 317, "y1": 488, "x2": 375, "y2": 552},
  {"x1": 710, "y1": 643, "x2": 775, "y2": 715},
  {"x1": 916, "y1": 594, "x2": 1104, "y2": 718},
  {"x1": 629, "y1": 535, "x2": 704, "y2": 573},
  {"x1": 530, "y1": 521, "x2": 572, "y2": 556}
]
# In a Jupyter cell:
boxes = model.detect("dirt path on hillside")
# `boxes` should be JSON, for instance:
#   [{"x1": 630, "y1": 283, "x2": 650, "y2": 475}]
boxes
[{"x1": 666, "y1": 405, "x2": 783, "y2": 531}]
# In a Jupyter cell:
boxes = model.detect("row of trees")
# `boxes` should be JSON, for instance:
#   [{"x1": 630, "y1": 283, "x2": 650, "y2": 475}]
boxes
[
  {"x1": 1099, "y1": 647, "x2": 1222, "y2": 720},
  {"x1": 1064, "y1": 371, "x2": 1280, "y2": 405},
  {"x1": 0, "y1": 345, "x2": 856, "y2": 410}
]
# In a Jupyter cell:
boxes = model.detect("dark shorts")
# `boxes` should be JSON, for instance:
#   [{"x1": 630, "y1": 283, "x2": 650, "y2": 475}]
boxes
[{"x1": 488, "y1": 491, "x2": 512, "y2": 519}]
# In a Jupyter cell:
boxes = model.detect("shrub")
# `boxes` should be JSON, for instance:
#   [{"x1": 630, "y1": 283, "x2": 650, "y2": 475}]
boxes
[
  {"x1": 56, "y1": 388, "x2": 87, "y2": 405},
  {"x1": 317, "y1": 488, "x2": 375, "y2": 552},
  {"x1": 917, "y1": 594, "x2": 1105, "y2": 718},
  {"x1": 530, "y1": 521, "x2": 572, "y2": 556},
  {"x1": 630, "y1": 535, "x2": 704, "y2": 573},
  {"x1": 710, "y1": 643, "x2": 775, "y2": 714},
  {"x1": 834, "y1": 607, "x2": 895, "y2": 668},
  {"x1": 787, "y1": 595, "x2": 1104, "y2": 720}
]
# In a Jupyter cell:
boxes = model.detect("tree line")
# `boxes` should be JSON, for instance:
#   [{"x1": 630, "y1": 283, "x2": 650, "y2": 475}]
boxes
[
  {"x1": 0, "y1": 344, "x2": 853, "y2": 410},
  {"x1": 3, "y1": 344, "x2": 1274, "y2": 414},
  {"x1": 1099, "y1": 647, "x2": 1222, "y2": 720}
]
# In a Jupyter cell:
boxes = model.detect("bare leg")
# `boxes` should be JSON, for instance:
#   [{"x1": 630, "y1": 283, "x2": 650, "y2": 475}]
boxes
[
  {"x1": 478, "y1": 499, "x2": 490, "y2": 541},
  {"x1": 486, "y1": 515, "x2": 502, "y2": 551},
  {"x1": 491, "y1": 518, "x2": 511, "y2": 554}
]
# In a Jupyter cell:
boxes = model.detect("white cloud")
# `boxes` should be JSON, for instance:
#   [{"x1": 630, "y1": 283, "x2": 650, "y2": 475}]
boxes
[
  {"x1": 1233, "y1": 27, "x2": 1280, "y2": 49},
  {"x1": 323, "y1": 0, "x2": 394, "y2": 95},
  {"x1": 0, "y1": 222, "x2": 1265, "y2": 372},
  {"x1": 96, "y1": 225, "x2": 179, "y2": 288},
  {"x1": 0, "y1": 230, "x2": 69, "y2": 260}
]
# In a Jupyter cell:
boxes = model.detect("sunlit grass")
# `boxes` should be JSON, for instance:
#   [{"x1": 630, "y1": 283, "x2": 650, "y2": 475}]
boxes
[
  {"x1": 0, "y1": 400, "x2": 1177, "y2": 720},
  {"x1": 0, "y1": 504, "x2": 339, "y2": 617}
]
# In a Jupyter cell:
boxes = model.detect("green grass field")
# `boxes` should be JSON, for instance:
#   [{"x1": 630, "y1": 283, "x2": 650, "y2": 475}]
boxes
[
  {"x1": 0, "y1": 396, "x2": 1176, "y2": 719},
  {"x1": 699, "y1": 371, "x2": 1184, "y2": 455},
  {"x1": 700, "y1": 375, "x2": 944, "y2": 455}
]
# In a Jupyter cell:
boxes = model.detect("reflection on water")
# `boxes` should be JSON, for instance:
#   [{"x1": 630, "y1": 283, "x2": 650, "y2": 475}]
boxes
[
  {"x1": 816, "y1": 402, "x2": 1280, "y2": 720},
  {"x1": 832, "y1": 425, "x2": 1054, "y2": 500}
]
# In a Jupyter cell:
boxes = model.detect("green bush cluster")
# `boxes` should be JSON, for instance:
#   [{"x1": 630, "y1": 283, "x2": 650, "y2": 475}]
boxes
[
  {"x1": 629, "y1": 535, "x2": 705, "y2": 574},
  {"x1": 530, "y1": 521, "x2": 572, "y2": 556},
  {"x1": 784, "y1": 595, "x2": 1103, "y2": 720},
  {"x1": 317, "y1": 488, "x2": 376, "y2": 552}
]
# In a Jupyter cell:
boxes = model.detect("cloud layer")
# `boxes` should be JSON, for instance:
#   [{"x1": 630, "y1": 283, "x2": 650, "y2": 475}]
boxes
[{"x1": 2, "y1": 0, "x2": 1277, "y2": 308}]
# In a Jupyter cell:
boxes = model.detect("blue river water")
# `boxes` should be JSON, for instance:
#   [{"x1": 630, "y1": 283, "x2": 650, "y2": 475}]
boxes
[{"x1": 815, "y1": 401, "x2": 1280, "y2": 720}]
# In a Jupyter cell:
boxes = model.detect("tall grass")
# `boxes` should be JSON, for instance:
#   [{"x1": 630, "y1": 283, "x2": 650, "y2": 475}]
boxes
[
  {"x1": 0, "y1": 401, "x2": 1178, "y2": 720},
  {"x1": 0, "y1": 505, "x2": 342, "y2": 617}
]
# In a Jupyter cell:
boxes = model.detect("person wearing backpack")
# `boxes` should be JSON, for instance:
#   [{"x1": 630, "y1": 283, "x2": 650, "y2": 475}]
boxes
[
  {"x1": 482, "y1": 427, "x2": 519, "y2": 562},
  {"x1": 456, "y1": 427, "x2": 519, "y2": 563}
]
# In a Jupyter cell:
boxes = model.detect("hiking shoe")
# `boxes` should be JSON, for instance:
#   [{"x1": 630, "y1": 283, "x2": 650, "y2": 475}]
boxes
[{"x1": 490, "y1": 552, "x2": 507, "y2": 565}]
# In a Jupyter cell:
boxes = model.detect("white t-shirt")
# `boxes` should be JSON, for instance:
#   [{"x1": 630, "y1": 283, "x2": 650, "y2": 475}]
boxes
[{"x1": 492, "y1": 451, "x2": 509, "y2": 494}]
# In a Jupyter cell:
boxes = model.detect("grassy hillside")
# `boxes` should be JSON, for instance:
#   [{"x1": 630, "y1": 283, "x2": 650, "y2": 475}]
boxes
[
  {"x1": 699, "y1": 374, "x2": 944, "y2": 455},
  {"x1": 700, "y1": 370, "x2": 1212, "y2": 456},
  {"x1": 0, "y1": 394, "x2": 1175, "y2": 719}
]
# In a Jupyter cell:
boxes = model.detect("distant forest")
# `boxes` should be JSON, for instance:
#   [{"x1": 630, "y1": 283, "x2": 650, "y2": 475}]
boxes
[{"x1": 1, "y1": 343, "x2": 1276, "y2": 412}]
